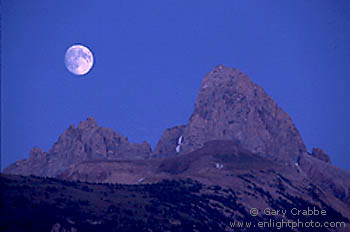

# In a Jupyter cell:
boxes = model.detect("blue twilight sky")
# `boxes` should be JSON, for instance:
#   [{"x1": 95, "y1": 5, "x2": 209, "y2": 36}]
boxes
[{"x1": 1, "y1": 1, "x2": 349, "y2": 171}]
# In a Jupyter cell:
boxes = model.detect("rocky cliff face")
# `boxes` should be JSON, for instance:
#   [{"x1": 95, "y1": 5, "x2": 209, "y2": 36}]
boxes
[
  {"x1": 310, "y1": 147, "x2": 331, "y2": 163},
  {"x1": 2, "y1": 65, "x2": 343, "y2": 184},
  {"x1": 179, "y1": 65, "x2": 306, "y2": 163},
  {"x1": 3, "y1": 147, "x2": 50, "y2": 176},
  {"x1": 152, "y1": 125, "x2": 186, "y2": 157},
  {"x1": 145, "y1": 65, "x2": 350, "y2": 206},
  {"x1": 4, "y1": 117, "x2": 151, "y2": 177},
  {"x1": 3, "y1": 65, "x2": 350, "y2": 231},
  {"x1": 52, "y1": 140, "x2": 350, "y2": 227},
  {"x1": 299, "y1": 153, "x2": 350, "y2": 203}
]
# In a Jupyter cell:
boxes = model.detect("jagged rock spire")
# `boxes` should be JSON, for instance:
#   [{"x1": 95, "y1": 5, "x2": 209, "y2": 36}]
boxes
[
  {"x1": 179, "y1": 65, "x2": 306, "y2": 162},
  {"x1": 4, "y1": 117, "x2": 152, "y2": 177}
]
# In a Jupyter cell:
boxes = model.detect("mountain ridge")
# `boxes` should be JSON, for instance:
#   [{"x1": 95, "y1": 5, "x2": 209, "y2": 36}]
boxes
[
  {"x1": 2, "y1": 140, "x2": 350, "y2": 231},
  {"x1": 2, "y1": 64, "x2": 350, "y2": 231},
  {"x1": 4, "y1": 65, "x2": 348, "y2": 197}
]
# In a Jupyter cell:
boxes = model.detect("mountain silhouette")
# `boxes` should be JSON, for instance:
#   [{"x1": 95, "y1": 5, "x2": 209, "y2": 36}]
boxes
[{"x1": 2, "y1": 65, "x2": 350, "y2": 231}]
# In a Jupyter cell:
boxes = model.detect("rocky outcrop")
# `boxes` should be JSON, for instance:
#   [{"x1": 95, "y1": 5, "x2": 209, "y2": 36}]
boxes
[
  {"x1": 152, "y1": 125, "x2": 186, "y2": 157},
  {"x1": 3, "y1": 65, "x2": 350, "y2": 230},
  {"x1": 56, "y1": 140, "x2": 350, "y2": 223},
  {"x1": 299, "y1": 153, "x2": 350, "y2": 204},
  {"x1": 4, "y1": 117, "x2": 152, "y2": 177},
  {"x1": 2, "y1": 147, "x2": 50, "y2": 176},
  {"x1": 179, "y1": 65, "x2": 306, "y2": 164},
  {"x1": 310, "y1": 147, "x2": 331, "y2": 163},
  {"x1": 3, "y1": 64, "x2": 346, "y2": 204}
]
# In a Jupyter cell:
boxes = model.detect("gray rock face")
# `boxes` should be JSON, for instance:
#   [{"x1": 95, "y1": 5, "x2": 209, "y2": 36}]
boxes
[
  {"x1": 310, "y1": 147, "x2": 331, "y2": 163},
  {"x1": 152, "y1": 125, "x2": 186, "y2": 157},
  {"x1": 3, "y1": 65, "x2": 341, "y2": 186},
  {"x1": 4, "y1": 117, "x2": 151, "y2": 177},
  {"x1": 299, "y1": 153, "x2": 350, "y2": 204},
  {"x1": 3, "y1": 147, "x2": 50, "y2": 176},
  {"x1": 180, "y1": 65, "x2": 307, "y2": 163}
]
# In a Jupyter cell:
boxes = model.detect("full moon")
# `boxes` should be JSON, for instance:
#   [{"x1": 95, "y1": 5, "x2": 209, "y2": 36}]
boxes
[{"x1": 64, "y1": 44, "x2": 94, "y2": 75}]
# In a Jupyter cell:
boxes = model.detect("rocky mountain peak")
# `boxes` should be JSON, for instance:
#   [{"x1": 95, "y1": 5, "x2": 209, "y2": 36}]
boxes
[
  {"x1": 4, "y1": 118, "x2": 152, "y2": 177},
  {"x1": 77, "y1": 117, "x2": 98, "y2": 130},
  {"x1": 3, "y1": 65, "x2": 335, "y2": 181},
  {"x1": 178, "y1": 65, "x2": 307, "y2": 163},
  {"x1": 201, "y1": 65, "x2": 252, "y2": 94},
  {"x1": 29, "y1": 147, "x2": 48, "y2": 160},
  {"x1": 310, "y1": 147, "x2": 331, "y2": 163},
  {"x1": 4, "y1": 65, "x2": 350, "y2": 231}
]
